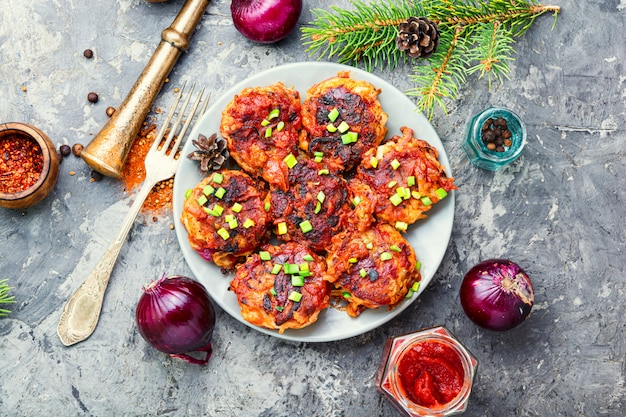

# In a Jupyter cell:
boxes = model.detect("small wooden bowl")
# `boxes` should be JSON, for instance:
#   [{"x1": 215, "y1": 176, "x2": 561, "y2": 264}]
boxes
[{"x1": 0, "y1": 122, "x2": 60, "y2": 209}]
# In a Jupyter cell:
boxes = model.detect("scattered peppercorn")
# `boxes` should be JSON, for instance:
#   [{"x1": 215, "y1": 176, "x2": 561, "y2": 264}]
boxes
[
  {"x1": 481, "y1": 117, "x2": 513, "y2": 152},
  {"x1": 87, "y1": 92, "x2": 99, "y2": 103},
  {"x1": 72, "y1": 143, "x2": 84, "y2": 157},
  {"x1": 59, "y1": 144, "x2": 71, "y2": 157},
  {"x1": 106, "y1": 106, "x2": 116, "y2": 117},
  {"x1": 83, "y1": 49, "x2": 94, "y2": 59}
]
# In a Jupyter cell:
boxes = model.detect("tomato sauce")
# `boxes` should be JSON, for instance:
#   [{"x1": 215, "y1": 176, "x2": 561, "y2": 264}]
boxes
[{"x1": 397, "y1": 339, "x2": 465, "y2": 408}]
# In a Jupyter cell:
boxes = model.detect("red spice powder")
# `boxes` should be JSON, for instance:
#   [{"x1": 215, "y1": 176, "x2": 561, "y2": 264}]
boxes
[
  {"x1": 0, "y1": 134, "x2": 44, "y2": 194},
  {"x1": 120, "y1": 122, "x2": 174, "y2": 216}
]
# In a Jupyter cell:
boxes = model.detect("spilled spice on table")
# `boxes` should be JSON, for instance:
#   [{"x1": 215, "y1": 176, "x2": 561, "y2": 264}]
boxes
[{"x1": 120, "y1": 122, "x2": 174, "y2": 218}]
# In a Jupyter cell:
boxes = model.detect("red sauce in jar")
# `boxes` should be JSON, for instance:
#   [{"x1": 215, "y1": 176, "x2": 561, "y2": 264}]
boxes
[
  {"x1": 0, "y1": 134, "x2": 44, "y2": 194},
  {"x1": 397, "y1": 339, "x2": 465, "y2": 408}
]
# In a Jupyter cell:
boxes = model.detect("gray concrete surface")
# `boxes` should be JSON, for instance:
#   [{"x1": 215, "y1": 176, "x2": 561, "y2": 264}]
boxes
[{"x1": 1, "y1": 0, "x2": 625, "y2": 416}]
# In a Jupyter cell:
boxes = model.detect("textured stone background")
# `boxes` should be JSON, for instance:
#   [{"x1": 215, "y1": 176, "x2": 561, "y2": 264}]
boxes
[{"x1": 1, "y1": 0, "x2": 625, "y2": 416}]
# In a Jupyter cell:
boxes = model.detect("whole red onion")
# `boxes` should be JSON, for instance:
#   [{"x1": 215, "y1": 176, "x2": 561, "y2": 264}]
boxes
[
  {"x1": 230, "y1": 0, "x2": 303, "y2": 44},
  {"x1": 136, "y1": 275, "x2": 216, "y2": 365},
  {"x1": 460, "y1": 259, "x2": 534, "y2": 331}
]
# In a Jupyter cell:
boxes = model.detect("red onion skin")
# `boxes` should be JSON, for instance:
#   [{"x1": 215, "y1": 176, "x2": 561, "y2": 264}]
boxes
[
  {"x1": 136, "y1": 275, "x2": 216, "y2": 365},
  {"x1": 230, "y1": 0, "x2": 303, "y2": 44},
  {"x1": 460, "y1": 259, "x2": 534, "y2": 331}
]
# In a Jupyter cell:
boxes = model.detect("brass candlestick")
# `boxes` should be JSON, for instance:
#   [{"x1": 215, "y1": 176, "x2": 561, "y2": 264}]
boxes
[{"x1": 81, "y1": 0, "x2": 210, "y2": 179}]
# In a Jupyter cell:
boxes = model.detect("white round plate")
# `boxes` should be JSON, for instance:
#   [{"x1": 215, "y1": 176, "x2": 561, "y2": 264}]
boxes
[{"x1": 173, "y1": 62, "x2": 454, "y2": 342}]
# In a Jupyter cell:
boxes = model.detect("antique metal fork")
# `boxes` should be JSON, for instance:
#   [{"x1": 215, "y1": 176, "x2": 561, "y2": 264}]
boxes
[{"x1": 57, "y1": 82, "x2": 209, "y2": 346}]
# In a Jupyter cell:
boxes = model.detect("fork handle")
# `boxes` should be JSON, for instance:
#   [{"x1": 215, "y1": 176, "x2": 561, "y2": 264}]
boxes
[{"x1": 57, "y1": 180, "x2": 155, "y2": 346}]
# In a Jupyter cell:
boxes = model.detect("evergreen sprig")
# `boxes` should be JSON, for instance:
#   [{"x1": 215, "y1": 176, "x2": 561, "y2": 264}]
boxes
[
  {"x1": 0, "y1": 279, "x2": 16, "y2": 317},
  {"x1": 302, "y1": 0, "x2": 560, "y2": 119}
]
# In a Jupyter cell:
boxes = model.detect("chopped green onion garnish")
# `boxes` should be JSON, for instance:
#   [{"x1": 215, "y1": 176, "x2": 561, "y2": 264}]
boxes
[
  {"x1": 405, "y1": 289, "x2": 414, "y2": 298},
  {"x1": 349, "y1": 257, "x2": 358, "y2": 264},
  {"x1": 276, "y1": 121, "x2": 285, "y2": 132},
  {"x1": 390, "y1": 245, "x2": 401, "y2": 252},
  {"x1": 271, "y1": 264, "x2": 282, "y2": 275},
  {"x1": 326, "y1": 123, "x2": 338, "y2": 133},
  {"x1": 288, "y1": 291, "x2": 302, "y2": 302},
  {"x1": 284, "y1": 263, "x2": 300, "y2": 275},
  {"x1": 416, "y1": 261, "x2": 421, "y2": 270},
  {"x1": 303, "y1": 254, "x2": 314, "y2": 262},
  {"x1": 261, "y1": 119, "x2": 270, "y2": 127},
  {"x1": 213, "y1": 204, "x2": 224, "y2": 216},
  {"x1": 291, "y1": 275, "x2": 305, "y2": 287},
  {"x1": 411, "y1": 281, "x2": 420, "y2": 292},
  {"x1": 212, "y1": 173, "x2": 223, "y2": 184},
  {"x1": 265, "y1": 127, "x2": 272, "y2": 138},
  {"x1": 284, "y1": 153, "x2": 298, "y2": 169},
  {"x1": 342, "y1": 291, "x2": 351, "y2": 299},
  {"x1": 277, "y1": 222, "x2": 288, "y2": 235},
  {"x1": 300, "y1": 262, "x2": 310, "y2": 272},
  {"x1": 203, "y1": 207, "x2": 217, "y2": 216},
  {"x1": 395, "y1": 221, "x2": 408, "y2": 232},
  {"x1": 214, "y1": 187, "x2": 226, "y2": 199},
  {"x1": 314, "y1": 151, "x2": 324, "y2": 158},
  {"x1": 217, "y1": 228, "x2": 230, "y2": 240},
  {"x1": 337, "y1": 121, "x2": 350, "y2": 133},
  {"x1": 317, "y1": 191, "x2": 325, "y2": 203},
  {"x1": 391, "y1": 159, "x2": 401, "y2": 170},
  {"x1": 202, "y1": 185, "x2": 215, "y2": 196},
  {"x1": 420, "y1": 196, "x2": 433, "y2": 206},
  {"x1": 232, "y1": 202, "x2": 243, "y2": 213},
  {"x1": 299, "y1": 271, "x2": 312, "y2": 278},
  {"x1": 370, "y1": 157, "x2": 378, "y2": 168},
  {"x1": 299, "y1": 220, "x2": 313, "y2": 233},
  {"x1": 328, "y1": 107, "x2": 339, "y2": 122},
  {"x1": 341, "y1": 131, "x2": 358, "y2": 144},
  {"x1": 318, "y1": 169, "x2": 329, "y2": 175},
  {"x1": 270, "y1": 288, "x2": 277, "y2": 296},
  {"x1": 380, "y1": 252, "x2": 393, "y2": 261},
  {"x1": 196, "y1": 195, "x2": 208, "y2": 206},
  {"x1": 389, "y1": 194, "x2": 403, "y2": 206},
  {"x1": 411, "y1": 191, "x2": 422, "y2": 200},
  {"x1": 224, "y1": 214, "x2": 234, "y2": 222},
  {"x1": 352, "y1": 196, "x2": 362, "y2": 207},
  {"x1": 366, "y1": 242, "x2": 374, "y2": 250},
  {"x1": 359, "y1": 268, "x2": 367, "y2": 278},
  {"x1": 275, "y1": 305, "x2": 284, "y2": 311},
  {"x1": 268, "y1": 109, "x2": 280, "y2": 120},
  {"x1": 314, "y1": 201, "x2": 322, "y2": 214},
  {"x1": 435, "y1": 187, "x2": 448, "y2": 200},
  {"x1": 407, "y1": 176, "x2": 416, "y2": 187},
  {"x1": 185, "y1": 188, "x2": 192, "y2": 199},
  {"x1": 259, "y1": 251, "x2": 271, "y2": 261},
  {"x1": 264, "y1": 202, "x2": 271, "y2": 212},
  {"x1": 243, "y1": 218, "x2": 255, "y2": 228},
  {"x1": 387, "y1": 180, "x2": 397, "y2": 188}
]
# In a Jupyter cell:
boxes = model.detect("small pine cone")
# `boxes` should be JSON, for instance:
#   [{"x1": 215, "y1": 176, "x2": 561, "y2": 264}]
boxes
[
  {"x1": 187, "y1": 133, "x2": 230, "y2": 174},
  {"x1": 396, "y1": 17, "x2": 440, "y2": 59}
]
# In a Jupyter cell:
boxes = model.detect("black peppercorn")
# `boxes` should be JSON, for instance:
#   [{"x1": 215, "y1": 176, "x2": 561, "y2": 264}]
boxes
[
  {"x1": 72, "y1": 143, "x2": 84, "y2": 157},
  {"x1": 87, "y1": 92, "x2": 99, "y2": 103},
  {"x1": 83, "y1": 49, "x2": 94, "y2": 59},
  {"x1": 106, "y1": 106, "x2": 116, "y2": 117},
  {"x1": 59, "y1": 144, "x2": 71, "y2": 157}
]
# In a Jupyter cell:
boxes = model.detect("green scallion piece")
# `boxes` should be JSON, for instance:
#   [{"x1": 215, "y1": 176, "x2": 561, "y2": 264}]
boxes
[
  {"x1": 276, "y1": 121, "x2": 285, "y2": 132},
  {"x1": 391, "y1": 159, "x2": 401, "y2": 170},
  {"x1": 328, "y1": 107, "x2": 339, "y2": 122},
  {"x1": 389, "y1": 194, "x2": 403, "y2": 206},
  {"x1": 203, "y1": 207, "x2": 217, "y2": 216},
  {"x1": 284, "y1": 263, "x2": 300, "y2": 275},
  {"x1": 271, "y1": 264, "x2": 282, "y2": 275},
  {"x1": 317, "y1": 191, "x2": 325, "y2": 203},
  {"x1": 291, "y1": 275, "x2": 305, "y2": 287},
  {"x1": 380, "y1": 252, "x2": 393, "y2": 261},
  {"x1": 196, "y1": 195, "x2": 208, "y2": 206},
  {"x1": 217, "y1": 228, "x2": 230, "y2": 240},
  {"x1": 352, "y1": 196, "x2": 362, "y2": 207},
  {"x1": 395, "y1": 221, "x2": 408, "y2": 232},
  {"x1": 435, "y1": 187, "x2": 448, "y2": 200},
  {"x1": 337, "y1": 121, "x2": 350, "y2": 133},
  {"x1": 232, "y1": 202, "x2": 243, "y2": 213},
  {"x1": 270, "y1": 288, "x2": 277, "y2": 296},
  {"x1": 326, "y1": 123, "x2": 338, "y2": 133},
  {"x1": 203, "y1": 185, "x2": 215, "y2": 196},
  {"x1": 342, "y1": 291, "x2": 351, "y2": 299},
  {"x1": 276, "y1": 305, "x2": 284, "y2": 311},
  {"x1": 387, "y1": 180, "x2": 397, "y2": 188},
  {"x1": 264, "y1": 202, "x2": 271, "y2": 212},
  {"x1": 366, "y1": 242, "x2": 374, "y2": 250},
  {"x1": 261, "y1": 119, "x2": 270, "y2": 127},
  {"x1": 185, "y1": 188, "x2": 192, "y2": 199},
  {"x1": 405, "y1": 289, "x2": 414, "y2": 298},
  {"x1": 213, "y1": 204, "x2": 224, "y2": 216},
  {"x1": 314, "y1": 151, "x2": 324, "y2": 158},
  {"x1": 390, "y1": 245, "x2": 402, "y2": 252},
  {"x1": 268, "y1": 108, "x2": 280, "y2": 120},
  {"x1": 212, "y1": 173, "x2": 224, "y2": 184},
  {"x1": 215, "y1": 187, "x2": 226, "y2": 199},
  {"x1": 284, "y1": 153, "x2": 298, "y2": 169},
  {"x1": 277, "y1": 222, "x2": 288, "y2": 235},
  {"x1": 259, "y1": 251, "x2": 271, "y2": 261},
  {"x1": 421, "y1": 196, "x2": 433, "y2": 206},
  {"x1": 303, "y1": 254, "x2": 314, "y2": 262},
  {"x1": 370, "y1": 157, "x2": 378, "y2": 168},
  {"x1": 359, "y1": 268, "x2": 367, "y2": 278},
  {"x1": 288, "y1": 291, "x2": 302, "y2": 302},
  {"x1": 416, "y1": 261, "x2": 421, "y2": 270},
  {"x1": 314, "y1": 201, "x2": 322, "y2": 214},
  {"x1": 411, "y1": 281, "x2": 420, "y2": 292},
  {"x1": 341, "y1": 131, "x2": 358, "y2": 144},
  {"x1": 348, "y1": 257, "x2": 358, "y2": 264},
  {"x1": 265, "y1": 127, "x2": 272, "y2": 138},
  {"x1": 299, "y1": 262, "x2": 310, "y2": 272},
  {"x1": 243, "y1": 218, "x2": 255, "y2": 228},
  {"x1": 318, "y1": 169, "x2": 329, "y2": 175},
  {"x1": 299, "y1": 220, "x2": 313, "y2": 233},
  {"x1": 407, "y1": 176, "x2": 416, "y2": 187}
]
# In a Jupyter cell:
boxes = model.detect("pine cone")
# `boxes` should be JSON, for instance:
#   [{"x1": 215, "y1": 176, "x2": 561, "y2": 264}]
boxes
[
  {"x1": 187, "y1": 133, "x2": 229, "y2": 174},
  {"x1": 396, "y1": 17, "x2": 440, "y2": 59}
]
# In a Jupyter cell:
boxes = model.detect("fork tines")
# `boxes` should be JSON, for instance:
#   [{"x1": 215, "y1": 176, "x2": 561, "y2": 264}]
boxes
[{"x1": 152, "y1": 81, "x2": 210, "y2": 157}]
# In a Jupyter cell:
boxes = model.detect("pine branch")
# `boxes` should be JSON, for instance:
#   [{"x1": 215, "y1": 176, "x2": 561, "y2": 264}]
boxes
[
  {"x1": 302, "y1": 0, "x2": 561, "y2": 119},
  {"x1": 0, "y1": 279, "x2": 15, "y2": 317}
]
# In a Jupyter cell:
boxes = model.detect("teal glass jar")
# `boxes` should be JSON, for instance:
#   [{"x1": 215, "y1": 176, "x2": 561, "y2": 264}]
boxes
[{"x1": 462, "y1": 107, "x2": 526, "y2": 171}]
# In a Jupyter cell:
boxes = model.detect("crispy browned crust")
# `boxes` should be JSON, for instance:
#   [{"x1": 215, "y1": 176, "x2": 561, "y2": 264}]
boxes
[
  {"x1": 265, "y1": 157, "x2": 354, "y2": 253},
  {"x1": 229, "y1": 242, "x2": 331, "y2": 333},
  {"x1": 220, "y1": 82, "x2": 302, "y2": 191},
  {"x1": 325, "y1": 222, "x2": 421, "y2": 317},
  {"x1": 299, "y1": 71, "x2": 388, "y2": 172},
  {"x1": 180, "y1": 170, "x2": 270, "y2": 270},
  {"x1": 349, "y1": 126, "x2": 457, "y2": 227}
]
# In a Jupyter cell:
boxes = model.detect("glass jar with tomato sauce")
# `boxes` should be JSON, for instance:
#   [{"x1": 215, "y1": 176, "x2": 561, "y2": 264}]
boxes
[{"x1": 376, "y1": 326, "x2": 478, "y2": 417}]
